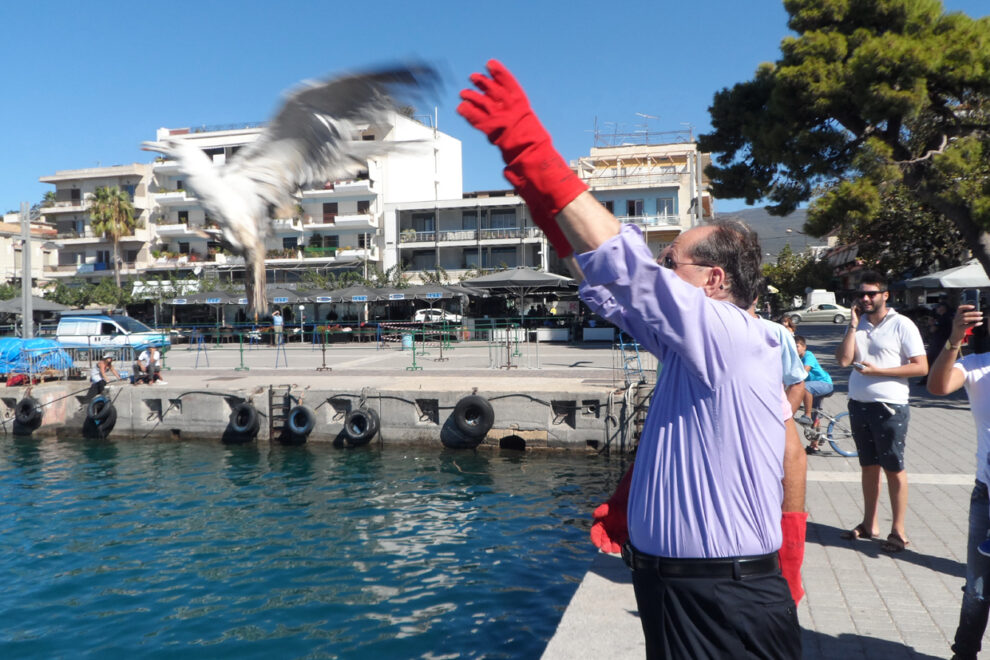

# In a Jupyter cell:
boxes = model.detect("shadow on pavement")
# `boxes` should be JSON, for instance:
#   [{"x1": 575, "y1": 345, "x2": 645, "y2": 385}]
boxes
[
  {"x1": 801, "y1": 630, "x2": 946, "y2": 659},
  {"x1": 808, "y1": 521, "x2": 965, "y2": 579}
]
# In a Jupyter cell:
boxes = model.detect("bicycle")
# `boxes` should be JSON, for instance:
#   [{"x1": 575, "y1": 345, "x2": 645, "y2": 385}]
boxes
[{"x1": 797, "y1": 396, "x2": 857, "y2": 457}]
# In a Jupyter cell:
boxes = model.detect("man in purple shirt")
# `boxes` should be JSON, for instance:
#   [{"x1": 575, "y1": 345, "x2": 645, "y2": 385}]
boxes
[{"x1": 459, "y1": 60, "x2": 800, "y2": 658}]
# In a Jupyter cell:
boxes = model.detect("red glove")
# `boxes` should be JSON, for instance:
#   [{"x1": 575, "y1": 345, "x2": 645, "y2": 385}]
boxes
[
  {"x1": 457, "y1": 59, "x2": 587, "y2": 258},
  {"x1": 779, "y1": 511, "x2": 807, "y2": 604},
  {"x1": 590, "y1": 464, "x2": 634, "y2": 554}
]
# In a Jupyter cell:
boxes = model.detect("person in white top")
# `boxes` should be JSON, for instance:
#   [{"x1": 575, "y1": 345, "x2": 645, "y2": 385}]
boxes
[
  {"x1": 926, "y1": 302, "x2": 989, "y2": 658},
  {"x1": 835, "y1": 270, "x2": 927, "y2": 553}
]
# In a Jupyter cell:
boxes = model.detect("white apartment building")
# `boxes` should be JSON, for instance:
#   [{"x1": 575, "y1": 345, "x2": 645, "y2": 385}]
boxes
[
  {"x1": 145, "y1": 113, "x2": 461, "y2": 286},
  {"x1": 386, "y1": 191, "x2": 546, "y2": 280},
  {"x1": 574, "y1": 129, "x2": 713, "y2": 255},
  {"x1": 0, "y1": 213, "x2": 58, "y2": 287},
  {"x1": 36, "y1": 119, "x2": 711, "y2": 290},
  {"x1": 39, "y1": 164, "x2": 154, "y2": 280}
]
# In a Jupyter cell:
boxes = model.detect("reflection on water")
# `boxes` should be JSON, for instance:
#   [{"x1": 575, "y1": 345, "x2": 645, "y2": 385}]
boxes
[{"x1": 0, "y1": 437, "x2": 628, "y2": 658}]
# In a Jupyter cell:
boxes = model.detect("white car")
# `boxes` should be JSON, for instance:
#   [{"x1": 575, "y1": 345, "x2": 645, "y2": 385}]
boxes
[
  {"x1": 413, "y1": 309, "x2": 462, "y2": 324},
  {"x1": 786, "y1": 303, "x2": 852, "y2": 324}
]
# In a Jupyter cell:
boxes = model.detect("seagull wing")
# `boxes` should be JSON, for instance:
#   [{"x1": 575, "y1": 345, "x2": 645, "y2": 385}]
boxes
[{"x1": 223, "y1": 64, "x2": 440, "y2": 211}]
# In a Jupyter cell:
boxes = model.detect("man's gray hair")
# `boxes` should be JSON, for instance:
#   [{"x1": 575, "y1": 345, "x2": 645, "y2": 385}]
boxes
[{"x1": 689, "y1": 218, "x2": 763, "y2": 309}]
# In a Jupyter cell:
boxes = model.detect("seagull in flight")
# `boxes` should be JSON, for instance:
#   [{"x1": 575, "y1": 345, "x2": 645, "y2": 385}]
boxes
[{"x1": 142, "y1": 64, "x2": 439, "y2": 316}]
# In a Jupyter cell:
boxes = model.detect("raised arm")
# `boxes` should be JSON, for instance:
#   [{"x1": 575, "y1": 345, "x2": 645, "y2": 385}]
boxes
[{"x1": 928, "y1": 304, "x2": 982, "y2": 395}]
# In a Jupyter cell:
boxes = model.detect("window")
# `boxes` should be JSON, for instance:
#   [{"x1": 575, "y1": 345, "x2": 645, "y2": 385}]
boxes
[
  {"x1": 358, "y1": 234, "x2": 369, "y2": 249},
  {"x1": 411, "y1": 212, "x2": 435, "y2": 232},
  {"x1": 491, "y1": 247, "x2": 517, "y2": 268},
  {"x1": 487, "y1": 209, "x2": 516, "y2": 229},
  {"x1": 97, "y1": 250, "x2": 110, "y2": 264},
  {"x1": 101, "y1": 322, "x2": 117, "y2": 336},
  {"x1": 178, "y1": 242, "x2": 190, "y2": 254},
  {"x1": 176, "y1": 180, "x2": 183, "y2": 190},
  {"x1": 657, "y1": 198, "x2": 675, "y2": 218},
  {"x1": 282, "y1": 237, "x2": 298, "y2": 249},
  {"x1": 121, "y1": 184, "x2": 137, "y2": 200},
  {"x1": 322, "y1": 203, "x2": 338, "y2": 223},
  {"x1": 178, "y1": 210, "x2": 189, "y2": 224},
  {"x1": 357, "y1": 200, "x2": 370, "y2": 214},
  {"x1": 71, "y1": 189, "x2": 81, "y2": 203},
  {"x1": 125, "y1": 249, "x2": 138, "y2": 263},
  {"x1": 462, "y1": 211, "x2": 478, "y2": 230},
  {"x1": 626, "y1": 200, "x2": 644, "y2": 217},
  {"x1": 463, "y1": 249, "x2": 480, "y2": 269},
  {"x1": 602, "y1": 200, "x2": 614, "y2": 214},
  {"x1": 410, "y1": 250, "x2": 435, "y2": 270}
]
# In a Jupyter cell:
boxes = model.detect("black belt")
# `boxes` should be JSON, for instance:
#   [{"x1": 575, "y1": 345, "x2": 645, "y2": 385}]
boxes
[{"x1": 621, "y1": 543, "x2": 780, "y2": 580}]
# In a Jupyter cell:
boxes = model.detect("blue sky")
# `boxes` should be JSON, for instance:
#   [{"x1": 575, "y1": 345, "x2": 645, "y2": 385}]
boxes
[{"x1": 1, "y1": 0, "x2": 985, "y2": 215}]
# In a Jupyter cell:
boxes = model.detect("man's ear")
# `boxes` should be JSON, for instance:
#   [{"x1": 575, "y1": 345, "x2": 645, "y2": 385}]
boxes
[{"x1": 707, "y1": 265, "x2": 728, "y2": 292}]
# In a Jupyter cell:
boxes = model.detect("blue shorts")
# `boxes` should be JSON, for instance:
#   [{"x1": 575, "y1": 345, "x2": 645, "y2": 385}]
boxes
[
  {"x1": 848, "y1": 400, "x2": 910, "y2": 471},
  {"x1": 805, "y1": 380, "x2": 833, "y2": 398}
]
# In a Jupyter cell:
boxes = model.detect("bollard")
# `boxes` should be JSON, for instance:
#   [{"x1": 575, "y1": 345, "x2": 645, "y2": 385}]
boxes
[
  {"x1": 317, "y1": 326, "x2": 331, "y2": 371},
  {"x1": 405, "y1": 336, "x2": 423, "y2": 371},
  {"x1": 235, "y1": 332, "x2": 250, "y2": 371}
]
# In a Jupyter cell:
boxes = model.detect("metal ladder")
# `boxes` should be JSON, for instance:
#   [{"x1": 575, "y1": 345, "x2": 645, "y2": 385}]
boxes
[
  {"x1": 617, "y1": 331, "x2": 646, "y2": 385},
  {"x1": 268, "y1": 385, "x2": 292, "y2": 440}
]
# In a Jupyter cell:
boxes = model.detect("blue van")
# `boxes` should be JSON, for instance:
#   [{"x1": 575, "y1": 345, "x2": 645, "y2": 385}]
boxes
[{"x1": 55, "y1": 312, "x2": 170, "y2": 351}]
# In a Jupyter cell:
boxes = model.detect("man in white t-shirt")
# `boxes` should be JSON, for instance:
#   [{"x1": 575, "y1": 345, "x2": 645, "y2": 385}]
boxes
[
  {"x1": 927, "y1": 303, "x2": 989, "y2": 659},
  {"x1": 835, "y1": 270, "x2": 927, "y2": 553}
]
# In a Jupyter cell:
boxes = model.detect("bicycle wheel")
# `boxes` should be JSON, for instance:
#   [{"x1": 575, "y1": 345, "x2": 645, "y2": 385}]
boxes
[{"x1": 827, "y1": 412, "x2": 858, "y2": 457}]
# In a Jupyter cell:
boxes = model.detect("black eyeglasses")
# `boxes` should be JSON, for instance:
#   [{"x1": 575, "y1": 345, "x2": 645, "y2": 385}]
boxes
[
  {"x1": 854, "y1": 290, "x2": 886, "y2": 298},
  {"x1": 660, "y1": 254, "x2": 715, "y2": 270}
]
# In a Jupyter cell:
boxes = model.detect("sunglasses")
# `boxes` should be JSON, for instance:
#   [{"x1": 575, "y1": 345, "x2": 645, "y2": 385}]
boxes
[
  {"x1": 854, "y1": 290, "x2": 886, "y2": 298},
  {"x1": 660, "y1": 253, "x2": 715, "y2": 270}
]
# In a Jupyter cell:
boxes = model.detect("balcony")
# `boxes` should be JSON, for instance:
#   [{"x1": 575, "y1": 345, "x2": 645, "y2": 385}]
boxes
[
  {"x1": 43, "y1": 200, "x2": 88, "y2": 214},
  {"x1": 331, "y1": 213, "x2": 375, "y2": 229},
  {"x1": 302, "y1": 178, "x2": 374, "y2": 197},
  {"x1": 302, "y1": 246, "x2": 338, "y2": 258},
  {"x1": 154, "y1": 190, "x2": 198, "y2": 206},
  {"x1": 155, "y1": 223, "x2": 206, "y2": 238},
  {"x1": 619, "y1": 214, "x2": 682, "y2": 228},
  {"x1": 272, "y1": 218, "x2": 303, "y2": 233},
  {"x1": 152, "y1": 159, "x2": 181, "y2": 174},
  {"x1": 583, "y1": 171, "x2": 684, "y2": 189},
  {"x1": 399, "y1": 226, "x2": 542, "y2": 244}
]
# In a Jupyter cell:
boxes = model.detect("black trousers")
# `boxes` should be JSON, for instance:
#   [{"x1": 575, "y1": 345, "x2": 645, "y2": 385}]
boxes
[{"x1": 631, "y1": 562, "x2": 801, "y2": 659}]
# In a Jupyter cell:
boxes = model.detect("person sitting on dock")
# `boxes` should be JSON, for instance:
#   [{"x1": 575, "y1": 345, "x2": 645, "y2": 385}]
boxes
[
  {"x1": 459, "y1": 59, "x2": 801, "y2": 658},
  {"x1": 88, "y1": 354, "x2": 120, "y2": 399}
]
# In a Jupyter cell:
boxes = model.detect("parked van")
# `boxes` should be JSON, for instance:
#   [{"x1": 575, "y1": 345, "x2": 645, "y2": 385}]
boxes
[{"x1": 56, "y1": 312, "x2": 170, "y2": 351}]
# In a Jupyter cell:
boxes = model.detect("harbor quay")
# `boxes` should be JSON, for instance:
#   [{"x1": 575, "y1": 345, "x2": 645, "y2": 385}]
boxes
[{"x1": 5, "y1": 339, "x2": 654, "y2": 452}]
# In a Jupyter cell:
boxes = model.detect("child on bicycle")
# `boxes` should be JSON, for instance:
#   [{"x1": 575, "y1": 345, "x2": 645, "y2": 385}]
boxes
[{"x1": 794, "y1": 335, "x2": 835, "y2": 453}]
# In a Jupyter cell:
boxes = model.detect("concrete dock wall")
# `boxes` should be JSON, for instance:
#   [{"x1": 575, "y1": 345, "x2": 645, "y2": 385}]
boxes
[{"x1": 2, "y1": 381, "x2": 640, "y2": 453}]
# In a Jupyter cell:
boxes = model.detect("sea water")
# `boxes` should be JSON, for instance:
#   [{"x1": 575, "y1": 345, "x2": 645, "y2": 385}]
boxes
[{"x1": 0, "y1": 437, "x2": 627, "y2": 659}]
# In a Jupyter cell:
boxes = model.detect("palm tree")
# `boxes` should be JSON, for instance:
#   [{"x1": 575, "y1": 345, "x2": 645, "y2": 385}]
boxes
[{"x1": 89, "y1": 186, "x2": 137, "y2": 288}]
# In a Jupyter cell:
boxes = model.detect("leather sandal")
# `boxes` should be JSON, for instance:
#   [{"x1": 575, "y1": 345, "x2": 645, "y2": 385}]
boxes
[
  {"x1": 839, "y1": 523, "x2": 877, "y2": 540},
  {"x1": 881, "y1": 533, "x2": 910, "y2": 553}
]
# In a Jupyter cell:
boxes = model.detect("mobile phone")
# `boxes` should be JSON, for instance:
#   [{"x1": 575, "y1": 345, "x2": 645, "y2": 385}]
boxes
[
  {"x1": 852, "y1": 362, "x2": 865, "y2": 370},
  {"x1": 964, "y1": 289, "x2": 982, "y2": 312}
]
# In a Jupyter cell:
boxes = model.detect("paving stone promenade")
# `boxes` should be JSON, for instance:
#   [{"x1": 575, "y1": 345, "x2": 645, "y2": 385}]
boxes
[{"x1": 544, "y1": 322, "x2": 983, "y2": 660}]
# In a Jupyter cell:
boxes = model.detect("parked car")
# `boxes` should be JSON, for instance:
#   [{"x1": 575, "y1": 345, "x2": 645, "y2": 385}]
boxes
[
  {"x1": 413, "y1": 309, "x2": 462, "y2": 324},
  {"x1": 786, "y1": 303, "x2": 852, "y2": 324},
  {"x1": 56, "y1": 311, "x2": 171, "y2": 351}
]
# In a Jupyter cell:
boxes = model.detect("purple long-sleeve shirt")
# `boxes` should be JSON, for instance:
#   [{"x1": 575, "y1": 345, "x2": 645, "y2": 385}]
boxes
[{"x1": 577, "y1": 225, "x2": 785, "y2": 558}]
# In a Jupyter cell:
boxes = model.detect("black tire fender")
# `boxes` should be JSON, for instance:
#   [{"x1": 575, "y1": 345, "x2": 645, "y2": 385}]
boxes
[
  {"x1": 229, "y1": 402, "x2": 260, "y2": 436},
  {"x1": 286, "y1": 405, "x2": 316, "y2": 437},
  {"x1": 452, "y1": 395, "x2": 494, "y2": 439},
  {"x1": 87, "y1": 395, "x2": 114, "y2": 423},
  {"x1": 14, "y1": 396, "x2": 43, "y2": 428},
  {"x1": 343, "y1": 407, "x2": 379, "y2": 445}
]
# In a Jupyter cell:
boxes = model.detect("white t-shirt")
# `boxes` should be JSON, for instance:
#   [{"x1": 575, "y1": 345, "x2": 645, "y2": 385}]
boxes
[
  {"x1": 955, "y1": 352, "x2": 990, "y2": 485},
  {"x1": 848, "y1": 308, "x2": 925, "y2": 404},
  {"x1": 137, "y1": 350, "x2": 150, "y2": 367}
]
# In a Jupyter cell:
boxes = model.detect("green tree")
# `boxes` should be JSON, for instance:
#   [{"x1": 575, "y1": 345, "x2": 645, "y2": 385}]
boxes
[
  {"x1": 836, "y1": 184, "x2": 968, "y2": 277},
  {"x1": 700, "y1": 0, "x2": 990, "y2": 279},
  {"x1": 89, "y1": 186, "x2": 137, "y2": 289},
  {"x1": 41, "y1": 191, "x2": 56, "y2": 208},
  {"x1": 762, "y1": 244, "x2": 834, "y2": 307}
]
